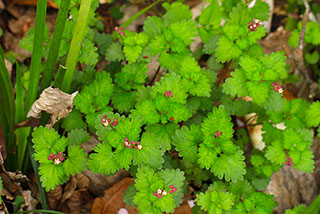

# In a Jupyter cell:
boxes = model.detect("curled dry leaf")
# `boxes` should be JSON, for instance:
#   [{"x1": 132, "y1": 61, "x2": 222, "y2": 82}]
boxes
[
  {"x1": 46, "y1": 185, "x2": 63, "y2": 210},
  {"x1": 61, "y1": 176, "x2": 78, "y2": 204},
  {"x1": 27, "y1": 87, "x2": 78, "y2": 128},
  {"x1": 91, "y1": 178, "x2": 138, "y2": 214},
  {"x1": 67, "y1": 190, "x2": 82, "y2": 214},
  {"x1": 21, "y1": 190, "x2": 38, "y2": 211},
  {"x1": 84, "y1": 169, "x2": 130, "y2": 197}
]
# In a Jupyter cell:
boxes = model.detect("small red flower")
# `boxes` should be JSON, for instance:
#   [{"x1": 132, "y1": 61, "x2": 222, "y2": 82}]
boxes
[{"x1": 214, "y1": 130, "x2": 222, "y2": 138}]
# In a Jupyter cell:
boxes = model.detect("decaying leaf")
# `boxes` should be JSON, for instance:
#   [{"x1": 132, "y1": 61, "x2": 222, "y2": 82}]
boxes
[
  {"x1": 46, "y1": 185, "x2": 62, "y2": 210},
  {"x1": 21, "y1": 190, "x2": 38, "y2": 211},
  {"x1": 27, "y1": 87, "x2": 78, "y2": 128},
  {"x1": 91, "y1": 178, "x2": 138, "y2": 214}
]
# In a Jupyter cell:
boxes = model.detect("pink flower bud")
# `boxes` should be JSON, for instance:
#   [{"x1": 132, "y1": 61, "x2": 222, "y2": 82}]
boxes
[
  {"x1": 153, "y1": 192, "x2": 158, "y2": 197},
  {"x1": 103, "y1": 115, "x2": 107, "y2": 119},
  {"x1": 58, "y1": 151, "x2": 62, "y2": 155},
  {"x1": 120, "y1": 27, "x2": 124, "y2": 30},
  {"x1": 117, "y1": 30, "x2": 121, "y2": 34},
  {"x1": 158, "y1": 195, "x2": 162, "y2": 198},
  {"x1": 125, "y1": 137, "x2": 128, "y2": 141},
  {"x1": 170, "y1": 190, "x2": 173, "y2": 194},
  {"x1": 133, "y1": 146, "x2": 137, "y2": 150},
  {"x1": 132, "y1": 141, "x2": 136, "y2": 145},
  {"x1": 122, "y1": 32, "x2": 125, "y2": 36},
  {"x1": 115, "y1": 26, "x2": 119, "y2": 30},
  {"x1": 107, "y1": 118, "x2": 111, "y2": 123},
  {"x1": 59, "y1": 157, "x2": 63, "y2": 161},
  {"x1": 170, "y1": 185, "x2": 174, "y2": 189},
  {"x1": 48, "y1": 156, "x2": 51, "y2": 160},
  {"x1": 172, "y1": 187, "x2": 177, "y2": 192},
  {"x1": 54, "y1": 155, "x2": 58, "y2": 158},
  {"x1": 50, "y1": 153, "x2": 54, "y2": 157},
  {"x1": 114, "y1": 118, "x2": 118, "y2": 122}
]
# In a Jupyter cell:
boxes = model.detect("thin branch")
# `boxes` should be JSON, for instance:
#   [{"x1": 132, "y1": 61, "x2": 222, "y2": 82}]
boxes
[
  {"x1": 299, "y1": 0, "x2": 310, "y2": 50},
  {"x1": 150, "y1": 66, "x2": 161, "y2": 86}
]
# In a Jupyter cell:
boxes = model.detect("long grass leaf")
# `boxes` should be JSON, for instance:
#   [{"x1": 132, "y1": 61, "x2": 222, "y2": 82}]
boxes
[
  {"x1": 25, "y1": 0, "x2": 48, "y2": 113},
  {"x1": 60, "y1": 0, "x2": 92, "y2": 92},
  {"x1": 28, "y1": 142, "x2": 48, "y2": 210},
  {"x1": 40, "y1": 0, "x2": 72, "y2": 92},
  {"x1": 15, "y1": 63, "x2": 24, "y2": 123}
]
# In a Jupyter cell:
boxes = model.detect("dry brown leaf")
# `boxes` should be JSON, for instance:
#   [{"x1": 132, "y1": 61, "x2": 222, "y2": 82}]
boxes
[
  {"x1": 75, "y1": 173, "x2": 90, "y2": 191},
  {"x1": 84, "y1": 169, "x2": 130, "y2": 197},
  {"x1": 0, "y1": 125, "x2": 6, "y2": 160},
  {"x1": 21, "y1": 190, "x2": 38, "y2": 211},
  {"x1": 8, "y1": 0, "x2": 58, "y2": 9},
  {"x1": 61, "y1": 176, "x2": 77, "y2": 204},
  {"x1": 174, "y1": 200, "x2": 192, "y2": 214},
  {"x1": 68, "y1": 190, "x2": 82, "y2": 214},
  {"x1": 27, "y1": 87, "x2": 78, "y2": 128},
  {"x1": 91, "y1": 178, "x2": 138, "y2": 214},
  {"x1": 46, "y1": 185, "x2": 62, "y2": 210}
]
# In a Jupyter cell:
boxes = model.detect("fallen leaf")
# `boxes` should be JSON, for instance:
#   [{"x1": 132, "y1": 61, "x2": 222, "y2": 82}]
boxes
[
  {"x1": 27, "y1": 87, "x2": 78, "y2": 128},
  {"x1": 0, "y1": 124, "x2": 6, "y2": 159},
  {"x1": 91, "y1": 178, "x2": 138, "y2": 214},
  {"x1": 7, "y1": 0, "x2": 58, "y2": 9},
  {"x1": 84, "y1": 169, "x2": 129, "y2": 197},
  {"x1": 46, "y1": 185, "x2": 62, "y2": 210},
  {"x1": 67, "y1": 190, "x2": 82, "y2": 214},
  {"x1": 61, "y1": 176, "x2": 77, "y2": 204}
]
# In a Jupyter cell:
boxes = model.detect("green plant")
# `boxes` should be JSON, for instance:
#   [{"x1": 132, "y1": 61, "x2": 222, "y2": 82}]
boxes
[{"x1": 1, "y1": 0, "x2": 320, "y2": 213}]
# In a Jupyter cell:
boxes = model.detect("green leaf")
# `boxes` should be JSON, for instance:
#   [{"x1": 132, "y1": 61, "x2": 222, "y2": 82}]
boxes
[
  {"x1": 233, "y1": 192, "x2": 276, "y2": 213},
  {"x1": 123, "y1": 184, "x2": 137, "y2": 207},
  {"x1": 143, "y1": 16, "x2": 164, "y2": 37},
  {"x1": 305, "y1": 101, "x2": 320, "y2": 127},
  {"x1": 293, "y1": 149, "x2": 314, "y2": 173},
  {"x1": 223, "y1": 69, "x2": 247, "y2": 97},
  {"x1": 67, "y1": 129, "x2": 90, "y2": 146},
  {"x1": 201, "y1": 106, "x2": 234, "y2": 145},
  {"x1": 247, "y1": 81, "x2": 270, "y2": 105},
  {"x1": 115, "y1": 63, "x2": 148, "y2": 90},
  {"x1": 38, "y1": 163, "x2": 69, "y2": 191},
  {"x1": 111, "y1": 87, "x2": 136, "y2": 113},
  {"x1": 131, "y1": 99, "x2": 160, "y2": 125},
  {"x1": 162, "y1": 2, "x2": 192, "y2": 25},
  {"x1": 248, "y1": 0, "x2": 270, "y2": 21},
  {"x1": 196, "y1": 183, "x2": 235, "y2": 214},
  {"x1": 265, "y1": 140, "x2": 286, "y2": 165},
  {"x1": 105, "y1": 42, "x2": 124, "y2": 62},
  {"x1": 199, "y1": 1, "x2": 223, "y2": 28},
  {"x1": 172, "y1": 124, "x2": 202, "y2": 162},
  {"x1": 78, "y1": 38, "x2": 98, "y2": 65},
  {"x1": 285, "y1": 204, "x2": 307, "y2": 214},
  {"x1": 61, "y1": 109, "x2": 87, "y2": 131},
  {"x1": 88, "y1": 142, "x2": 120, "y2": 175},
  {"x1": 145, "y1": 123, "x2": 179, "y2": 151},
  {"x1": 63, "y1": 146, "x2": 87, "y2": 176},
  {"x1": 305, "y1": 51, "x2": 319, "y2": 64},
  {"x1": 170, "y1": 20, "x2": 197, "y2": 46},
  {"x1": 133, "y1": 132, "x2": 164, "y2": 169},
  {"x1": 216, "y1": 36, "x2": 242, "y2": 63},
  {"x1": 204, "y1": 35, "x2": 220, "y2": 55}
]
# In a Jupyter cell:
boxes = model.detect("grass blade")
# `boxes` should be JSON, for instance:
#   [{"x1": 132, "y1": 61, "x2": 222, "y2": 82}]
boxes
[
  {"x1": 15, "y1": 63, "x2": 24, "y2": 123},
  {"x1": 25, "y1": 0, "x2": 48, "y2": 113},
  {"x1": 60, "y1": 0, "x2": 92, "y2": 92},
  {"x1": 40, "y1": 0, "x2": 72, "y2": 92},
  {"x1": 0, "y1": 45, "x2": 15, "y2": 157},
  {"x1": 111, "y1": 0, "x2": 163, "y2": 39},
  {"x1": 28, "y1": 142, "x2": 48, "y2": 210}
]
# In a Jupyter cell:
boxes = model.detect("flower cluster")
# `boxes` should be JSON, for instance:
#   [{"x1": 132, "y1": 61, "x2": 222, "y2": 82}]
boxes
[
  {"x1": 164, "y1": 91, "x2": 173, "y2": 97},
  {"x1": 248, "y1": 19, "x2": 261, "y2": 32},
  {"x1": 285, "y1": 156, "x2": 294, "y2": 166},
  {"x1": 48, "y1": 151, "x2": 64, "y2": 165},
  {"x1": 101, "y1": 115, "x2": 118, "y2": 127},
  {"x1": 214, "y1": 130, "x2": 223, "y2": 138},
  {"x1": 123, "y1": 138, "x2": 142, "y2": 150},
  {"x1": 272, "y1": 82, "x2": 283, "y2": 94},
  {"x1": 115, "y1": 26, "x2": 125, "y2": 36},
  {"x1": 153, "y1": 185, "x2": 177, "y2": 198}
]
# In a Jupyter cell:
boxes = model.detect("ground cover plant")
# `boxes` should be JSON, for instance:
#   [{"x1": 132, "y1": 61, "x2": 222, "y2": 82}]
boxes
[{"x1": 1, "y1": 0, "x2": 320, "y2": 213}]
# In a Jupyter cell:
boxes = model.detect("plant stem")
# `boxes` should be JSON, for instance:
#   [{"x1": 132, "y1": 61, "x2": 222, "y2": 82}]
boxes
[{"x1": 60, "y1": 0, "x2": 92, "y2": 93}]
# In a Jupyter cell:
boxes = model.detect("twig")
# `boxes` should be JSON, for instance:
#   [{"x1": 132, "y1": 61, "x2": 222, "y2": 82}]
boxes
[
  {"x1": 299, "y1": 0, "x2": 310, "y2": 50},
  {"x1": 150, "y1": 66, "x2": 161, "y2": 86}
]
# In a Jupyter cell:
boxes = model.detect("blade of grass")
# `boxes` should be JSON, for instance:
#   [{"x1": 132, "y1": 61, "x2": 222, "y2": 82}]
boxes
[
  {"x1": 40, "y1": 0, "x2": 72, "y2": 92},
  {"x1": 306, "y1": 193, "x2": 320, "y2": 214},
  {"x1": 60, "y1": 0, "x2": 92, "y2": 92},
  {"x1": 28, "y1": 141, "x2": 48, "y2": 210},
  {"x1": 15, "y1": 63, "x2": 24, "y2": 123},
  {"x1": 111, "y1": 0, "x2": 163, "y2": 40},
  {"x1": 0, "y1": 45, "x2": 15, "y2": 157},
  {"x1": 25, "y1": 0, "x2": 48, "y2": 113}
]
